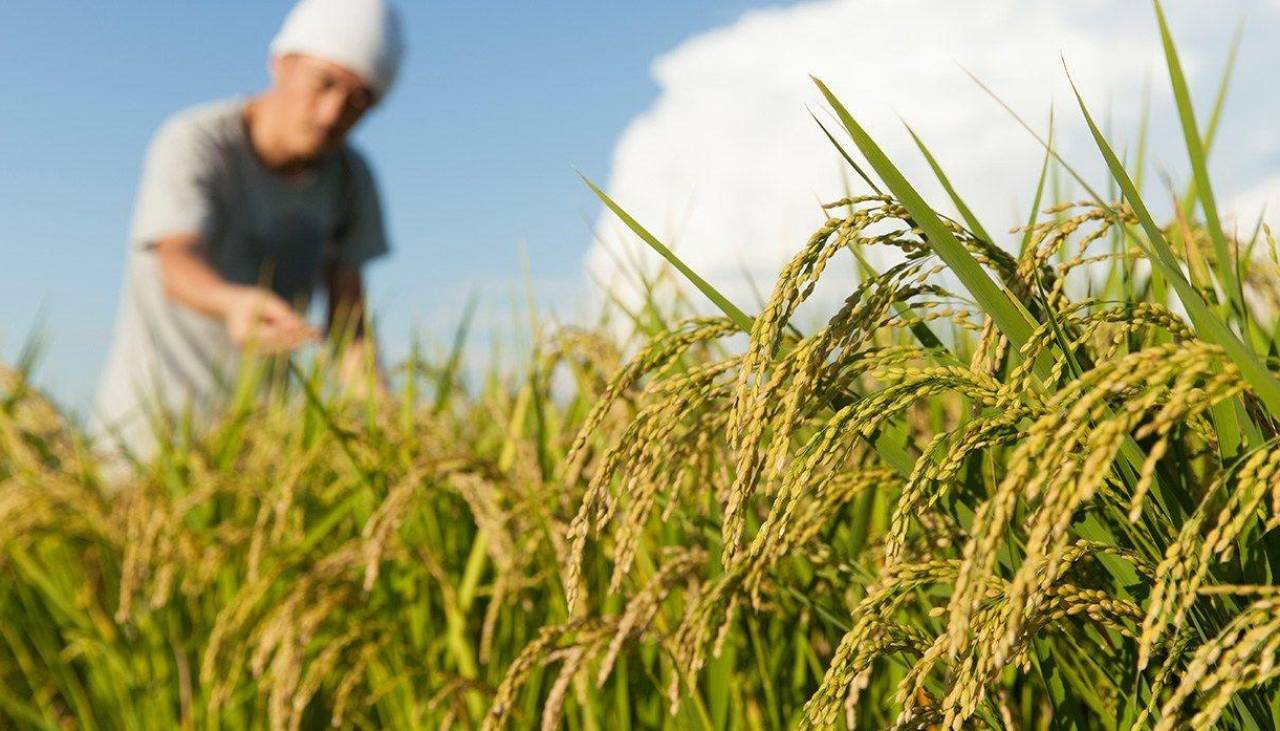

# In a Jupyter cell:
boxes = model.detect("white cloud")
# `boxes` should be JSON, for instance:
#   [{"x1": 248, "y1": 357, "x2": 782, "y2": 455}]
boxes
[
  {"x1": 1225, "y1": 176, "x2": 1280, "y2": 236},
  {"x1": 588, "y1": 0, "x2": 1280, "y2": 317}
]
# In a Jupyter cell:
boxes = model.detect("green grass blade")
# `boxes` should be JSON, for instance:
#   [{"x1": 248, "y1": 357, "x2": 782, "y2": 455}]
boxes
[
  {"x1": 808, "y1": 110, "x2": 882, "y2": 195},
  {"x1": 582, "y1": 174, "x2": 754, "y2": 332},
  {"x1": 1153, "y1": 0, "x2": 1246, "y2": 324},
  {"x1": 433, "y1": 290, "x2": 478, "y2": 414},
  {"x1": 1134, "y1": 72, "x2": 1152, "y2": 194},
  {"x1": 960, "y1": 65, "x2": 1107, "y2": 205},
  {"x1": 1020, "y1": 110, "x2": 1055, "y2": 257},
  {"x1": 1177, "y1": 18, "x2": 1241, "y2": 217},
  {"x1": 902, "y1": 120, "x2": 995, "y2": 244},
  {"x1": 1068, "y1": 67, "x2": 1280, "y2": 416},
  {"x1": 813, "y1": 77, "x2": 1039, "y2": 355}
]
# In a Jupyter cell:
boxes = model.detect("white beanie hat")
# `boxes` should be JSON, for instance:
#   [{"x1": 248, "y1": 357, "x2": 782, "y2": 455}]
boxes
[{"x1": 270, "y1": 0, "x2": 405, "y2": 100}]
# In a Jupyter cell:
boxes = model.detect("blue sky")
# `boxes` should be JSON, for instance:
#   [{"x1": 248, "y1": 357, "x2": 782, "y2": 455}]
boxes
[
  {"x1": 0, "y1": 1, "x2": 800, "y2": 411},
  {"x1": 7, "y1": 1, "x2": 1278, "y2": 415}
]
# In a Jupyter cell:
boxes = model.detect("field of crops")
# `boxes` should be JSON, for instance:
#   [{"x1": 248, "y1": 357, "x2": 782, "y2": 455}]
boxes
[{"x1": 5, "y1": 6, "x2": 1280, "y2": 730}]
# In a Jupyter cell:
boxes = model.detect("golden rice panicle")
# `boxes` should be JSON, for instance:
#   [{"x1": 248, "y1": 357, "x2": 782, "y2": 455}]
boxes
[
  {"x1": 729, "y1": 269, "x2": 943, "y2": 576},
  {"x1": 539, "y1": 628, "x2": 612, "y2": 731},
  {"x1": 799, "y1": 615, "x2": 932, "y2": 730},
  {"x1": 723, "y1": 214, "x2": 855, "y2": 565},
  {"x1": 483, "y1": 619, "x2": 609, "y2": 731},
  {"x1": 664, "y1": 568, "x2": 764, "y2": 713},
  {"x1": 730, "y1": 208, "x2": 868, "y2": 442},
  {"x1": 742, "y1": 361, "x2": 989, "y2": 583},
  {"x1": 329, "y1": 642, "x2": 377, "y2": 728},
  {"x1": 562, "y1": 359, "x2": 732, "y2": 615},
  {"x1": 720, "y1": 197, "x2": 934, "y2": 567},
  {"x1": 942, "y1": 380, "x2": 1078, "y2": 658},
  {"x1": 984, "y1": 346, "x2": 1233, "y2": 667},
  {"x1": 283, "y1": 626, "x2": 362, "y2": 731},
  {"x1": 605, "y1": 361, "x2": 732, "y2": 595},
  {"x1": 562, "y1": 316, "x2": 737, "y2": 479},
  {"x1": 801, "y1": 560, "x2": 963, "y2": 728},
  {"x1": 885, "y1": 410, "x2": 1024, "y2": 566},
  {"x1": 360, "y1": 467, "x2": 428, "y2": 591},
  {"x1": 999, "y1": 345, "x2": 1244, "y2": 661},
  {"x1": 449, "y1": 472, "x2": 517, "y2": 575},
  {"x1": 938, "y1": 580, "x2": 1144, "y2": 730},
  {"x1": 1155, "y1": 593, "x2": 1280, "y2": 730},
  {"x1": 595, "y1": 547, "x2": 705, "y2": 687},
  {"x1": 0, "y1": 365, "x2": 78, "y2": 472},
  {"x1": 890, "y1": 632, "x2": 949, "y2": 730},
  {"x1": 540, "y1": 327, "x2": 623, "y2": 396},
  {"x1": 947, "y1": 341, "x2": 1230, "y2": 662},
  {"x1": 1132, "y1": 627, "x2": 1194, "y2": 729},
  {"x1": 745, "y1": 467, "x2": 893, "y2": 595},
  {"x1": 1139, "y1": 446, "x2": 1280, "y2": 668},
  {"x1": 561, "y1": 318, "x2": 735, "y2": 613},
  {"x1": 1012, "y1": 203, "x2": 1113, "y2": 297}
]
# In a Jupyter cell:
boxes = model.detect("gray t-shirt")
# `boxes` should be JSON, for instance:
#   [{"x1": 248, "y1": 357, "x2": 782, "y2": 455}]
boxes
[{"x1": 91, "y1": 98, "x2": 390, "y2": 460}]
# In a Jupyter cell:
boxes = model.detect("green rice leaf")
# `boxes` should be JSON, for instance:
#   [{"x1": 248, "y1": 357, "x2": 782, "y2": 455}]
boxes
[
  {"x1": 433, "y1": 290, "x2": 478, "y2": 414},
  {"x1": 1177, "y1": 19, "x2": 1241, "y2": 217},
  {"x1": 1068, "y1": 66, "x2": 1280, "y2": 416},
  {"x1": 582, "y1": 174, "x2": 754, "y2": 332},
  {"x1": 809, "y1": 110, "x2": 882, "y2": 195},
  {"x1": 903, "y1": 120, "x2": 995, "y2": 245},
  {"x1": 1153, "y1": 0, "x2": 1247, "y2": 323},
  {"x1": 813, "y1": 76, "x2": 1040, "y2": 354},
  {"x1": 1020, "y1": 109, "x2": 1055, "y2": 257}
]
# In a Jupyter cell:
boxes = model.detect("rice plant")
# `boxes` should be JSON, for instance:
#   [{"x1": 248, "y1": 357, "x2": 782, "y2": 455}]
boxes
[{"x1": 3, "y1": 1, "x2": 1280, "y2": 728}]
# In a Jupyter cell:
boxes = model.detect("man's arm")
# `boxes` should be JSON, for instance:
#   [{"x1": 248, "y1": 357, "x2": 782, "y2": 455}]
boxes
[{"x1": 153, "y1": 233, "x2": 318, "y2": 353}]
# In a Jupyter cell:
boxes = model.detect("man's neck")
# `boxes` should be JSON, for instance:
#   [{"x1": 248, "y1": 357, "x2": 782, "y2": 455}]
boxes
[{"x1": 242, "y1": 95, "x2": 317, "y2": 178}]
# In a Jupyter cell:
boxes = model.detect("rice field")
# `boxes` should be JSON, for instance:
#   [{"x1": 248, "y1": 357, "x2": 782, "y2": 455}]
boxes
[{"x1": 4, "y1": 5, "x2": 1280, "y2": 729}]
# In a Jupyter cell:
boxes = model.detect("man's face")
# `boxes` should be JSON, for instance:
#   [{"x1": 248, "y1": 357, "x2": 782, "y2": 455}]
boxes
[{"x1": 270, "y1": 54, "x2": 375, "y2": 160}]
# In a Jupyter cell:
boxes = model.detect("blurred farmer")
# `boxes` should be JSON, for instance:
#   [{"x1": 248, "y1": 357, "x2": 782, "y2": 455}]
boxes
[{"x1": 91, "y1": 0, "x2": 404, "y2": 465}]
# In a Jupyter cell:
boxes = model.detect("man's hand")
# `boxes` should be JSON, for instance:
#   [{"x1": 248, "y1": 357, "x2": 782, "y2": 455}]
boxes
[
  {"x1": 153, "y1": 234, "x2": 319, "y2": 354},
  {"x1": 223, "y1": 286, "x2": 320, "y2": 354}
]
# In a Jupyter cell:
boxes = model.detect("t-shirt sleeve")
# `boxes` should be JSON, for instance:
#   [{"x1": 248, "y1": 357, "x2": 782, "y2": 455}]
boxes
[
  {"x1": 129, "y1": 114, "x2": 221, "y2": 250},
  {"x1": 332, "y1": 149, "x2": 391, "y2": 268}
]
